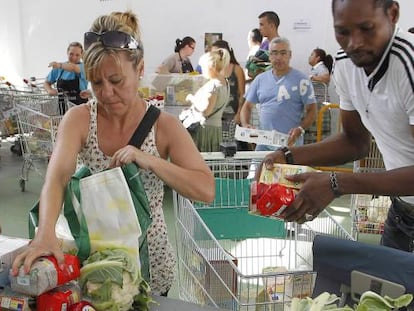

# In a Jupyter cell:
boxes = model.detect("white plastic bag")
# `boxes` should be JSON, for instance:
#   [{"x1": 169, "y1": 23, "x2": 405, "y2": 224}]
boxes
[
  {"x1": 78, "y1": 167, "x2": 142, "y2": 259},
  {"x1": 179, "y1": 107, "x2": 206, "y2": 130}
]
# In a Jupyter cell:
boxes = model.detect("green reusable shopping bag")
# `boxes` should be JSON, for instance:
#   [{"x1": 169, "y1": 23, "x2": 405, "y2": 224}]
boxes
[
  {"x1": 29, "y1": 105, "x2": 160, "y2": 283},
  {"x1": 246, "y1": 49, "x2": 271, "y2": 79},
  {"x1": 28, "y1": 166, "x2": 91, "y2": 261},
  {"x1": 28, "y1": 163, "x2": 152, "y2": 282}
]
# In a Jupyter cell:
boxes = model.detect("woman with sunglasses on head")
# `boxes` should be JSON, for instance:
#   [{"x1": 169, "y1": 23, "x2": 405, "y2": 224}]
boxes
[
  {"x1": 157, "y1": 36, "x2": 196, "y2": 73},
  {"x1": 11, "y1": 11, "x2": 214, "y2": 297},
  {"x1": 44, "y1": 42, "x2": 91, "y2": 114}
]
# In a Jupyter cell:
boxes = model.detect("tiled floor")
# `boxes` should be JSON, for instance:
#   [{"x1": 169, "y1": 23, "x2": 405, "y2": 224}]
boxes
[{"x1": 0, "y1": 139, "x2": 380, "y2": 300}]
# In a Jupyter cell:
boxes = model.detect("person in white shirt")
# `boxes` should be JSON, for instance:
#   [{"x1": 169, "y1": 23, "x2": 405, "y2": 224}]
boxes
[
  {"x1": 305, "y1": 48, "x2": 334, "y2": 143},
  {"x1": 308, "y1": 48, "x2": 333, "y2": 100},
  {"x1": 260, "y1": 0, "x2": 414, "y2": 252}
]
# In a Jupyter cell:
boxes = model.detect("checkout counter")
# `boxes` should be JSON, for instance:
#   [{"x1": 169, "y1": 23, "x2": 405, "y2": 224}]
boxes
[
  {"x1": 151, "y1": 296, "x2": 227, "y2": 311},
  {"x1": 312, "y1": 235, "x2": 414, "y2": 306}
]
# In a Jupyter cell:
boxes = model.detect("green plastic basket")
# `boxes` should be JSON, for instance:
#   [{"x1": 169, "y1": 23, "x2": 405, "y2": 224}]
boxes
[{"x1": 195, "y1": 178, "x2": 286, "y2": 240}]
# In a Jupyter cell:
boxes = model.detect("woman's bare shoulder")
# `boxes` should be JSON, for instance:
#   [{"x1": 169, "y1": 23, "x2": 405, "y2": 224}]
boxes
[
  {"x1": 59, "y1": 103, "x2": 91, "y2": 134},
  {"x1": 157, "y1": 109, "x2": 181, "y2": 128},
  {"x1": 66, "y1": 103, "x2": 90, "y2": 117}
]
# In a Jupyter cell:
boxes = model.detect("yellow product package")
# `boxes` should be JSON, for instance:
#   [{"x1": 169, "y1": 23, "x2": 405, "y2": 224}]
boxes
[
  {"x1": 259, "y1": 164, "x2": 318, "y2": 189},
  {"x1": 255, "y1": 266, "x2": 288, "y2": 311},
  {"x1": 255, "y1": 266, "x2": 315, "y2": 310}
]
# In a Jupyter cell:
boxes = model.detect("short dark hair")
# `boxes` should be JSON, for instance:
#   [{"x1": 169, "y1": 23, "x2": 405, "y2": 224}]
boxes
[
  {"x1": 67, "y1": 41, "x2": 83, "y2": 53},
  {"x1": 332, "y1": 0, "x2": 394, "y2": 14},
  {"x1": 174, "y1": 36, "x2": 195, "y2": 53},
  {"x1": 408, "y1": 27, "x2": 414, "y2": 34},
  {"x1": 258, "y1": 11, "x2": 280, "y2": 28}
]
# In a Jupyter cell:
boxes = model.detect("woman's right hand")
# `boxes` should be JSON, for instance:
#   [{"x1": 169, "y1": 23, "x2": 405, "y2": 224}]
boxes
[{"x1": 11, "y1": 234, "x2": 64, "y2": 276}]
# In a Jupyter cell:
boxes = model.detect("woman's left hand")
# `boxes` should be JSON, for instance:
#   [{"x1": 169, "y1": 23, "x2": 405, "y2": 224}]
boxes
[{"x1": 109, "y1": 145, "x2": 152, "y2": 169}]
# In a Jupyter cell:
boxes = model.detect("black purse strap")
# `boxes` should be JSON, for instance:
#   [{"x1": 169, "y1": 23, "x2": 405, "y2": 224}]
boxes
[{"x1": 128, "y1": 105, "x2": 161, "y2": 147}]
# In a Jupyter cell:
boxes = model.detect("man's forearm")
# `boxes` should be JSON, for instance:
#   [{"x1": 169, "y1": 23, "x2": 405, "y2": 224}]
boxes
[
  {"x1": 290, "y1": 132, "x2": 368, "y2": 167},
  {"x1": 240, "y1": 102, "x2": 253, "y2": 127},
  {"x1": 301, "y1": 104, "x2": 317, "y2": 129}
]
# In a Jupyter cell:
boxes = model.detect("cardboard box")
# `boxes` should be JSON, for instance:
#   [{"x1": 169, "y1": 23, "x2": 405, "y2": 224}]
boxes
[
  {"x1": 235, "y1": 125, "x2": 289, "y2": 146},
  {"x1": 259, "y1": 164, "x2": 318, "y2": 189},
  {"x1": 256, "y1": 267, "x2": 314, "y2": 310},
  {"x1": 147, "y1": 73, "x2": 207, "y2": 105},
  {"x1": 192, "y1": 247, "x2": 238, "y2": 308},
  {"x1": 0, "y1": 235, "x2": 30, "y2": 287},
  {"x1": 284, "y1": 272, "x2": 314, "y2": 299},
  {"x1": 255, "y1": 266, "x2": 288, "y2": 311}
]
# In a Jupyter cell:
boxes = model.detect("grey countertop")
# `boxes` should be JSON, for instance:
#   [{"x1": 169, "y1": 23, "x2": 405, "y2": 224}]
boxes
[{"x1": 150, "y1": 296, "x2": 228, "y2": 311}]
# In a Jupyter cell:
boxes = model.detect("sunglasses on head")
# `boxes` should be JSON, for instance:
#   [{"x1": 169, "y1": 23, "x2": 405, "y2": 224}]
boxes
[{"x1": 84, "y1": 30, "x2": 142, "y2": 51}]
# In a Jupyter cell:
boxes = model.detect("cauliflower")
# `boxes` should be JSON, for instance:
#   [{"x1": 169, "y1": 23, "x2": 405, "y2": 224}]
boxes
[{"x1": 80, "y1": 248, "x2": 152, "y2": 311}]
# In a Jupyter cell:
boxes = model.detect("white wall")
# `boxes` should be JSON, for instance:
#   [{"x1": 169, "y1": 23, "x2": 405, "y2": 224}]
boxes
[{"x1": 1, "y1": 0, "x2": 413, "y2": 87}]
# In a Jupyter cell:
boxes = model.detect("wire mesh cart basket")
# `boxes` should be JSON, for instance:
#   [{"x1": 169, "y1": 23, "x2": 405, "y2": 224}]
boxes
[
  {"x1": 351, "y1": 138, "x2": 387, "y2": 239},
  {"x1": 173, "y1": 154, "x2": 354, "y2": 311},
  {"x1": 0, "y1": 89, "x2": 20, "y2": 138},
  {"x1": 14, "y1": 93, "x2": 67, "y2": 191}
]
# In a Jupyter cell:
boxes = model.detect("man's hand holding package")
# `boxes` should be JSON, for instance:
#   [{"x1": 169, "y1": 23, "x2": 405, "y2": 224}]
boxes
[{"x1": 282, "y1": 172, "x2": 337, "y2": 223}]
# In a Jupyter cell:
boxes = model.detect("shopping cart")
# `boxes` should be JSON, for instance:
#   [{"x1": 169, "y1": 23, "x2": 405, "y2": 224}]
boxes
[
  {"x1": 304, "y1": 82, "x2": 333, "y2": 145},
  {"x1": 14, "y1": 93, "x2": 70, "y2": 191},
  {"x1": 173, "y1": 153, "x2": 353, "y2": 311},
  {"x1": 1, "y1": 78, "x2": 51, "y2": 139},
  {"x1": 351, "y1": 138, "x2": 386, "y2": 239},
  {"x1": 22, "y1": 77, "x2": 48, "y2": 94},
  {"x1": 0, "y1": 88, "x2": 19, "y2": 138}
]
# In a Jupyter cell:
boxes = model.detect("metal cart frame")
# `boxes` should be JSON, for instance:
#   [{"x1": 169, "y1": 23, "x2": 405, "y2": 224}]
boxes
[
  {"x1": 350, "y1": 138, "x2": 386, "y2": 239},
  {"x1": 0, "y1": 88, "x2": 21, "y2": 138},
  {"x1": 14, "y1": 93, "x2": 67, "y2": 191},
  {"x1": 174, "y1": 153, "x2": 353, "y2": 310}
]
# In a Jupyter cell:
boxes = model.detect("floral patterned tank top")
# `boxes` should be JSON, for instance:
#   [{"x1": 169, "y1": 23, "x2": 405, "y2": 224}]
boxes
[{"x1": 77, "y1": 99, "x2": 176, "y2": 295}]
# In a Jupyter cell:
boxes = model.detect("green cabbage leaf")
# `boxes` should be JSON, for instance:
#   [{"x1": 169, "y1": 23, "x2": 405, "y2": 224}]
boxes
[
  {"x1": 290, "y1": 291, "x2": 413, "y2": 311},
  {"x1": 79, "y1": 248, "x2": 152, "y2": 311}
]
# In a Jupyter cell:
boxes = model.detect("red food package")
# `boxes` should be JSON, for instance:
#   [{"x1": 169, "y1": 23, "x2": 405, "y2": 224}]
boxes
[
  {"x1": 256, "y1": 183, "x2": 295, "y2": 217},
  {"x1": 69, "y1": 301, "x2": 97, "y2": 311},
  {"x1": 250, "y1": 181, "x2": 270, "y2": 207},
  {"x1": 48, "y1": 254, "x2": 81, "y2": 285},
  {"x1": 10, "y1": 254, "x2": 80, "y2": 296},
  {"x1": 37, "y1": 281, "x2": 81, "y2": 311}
]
